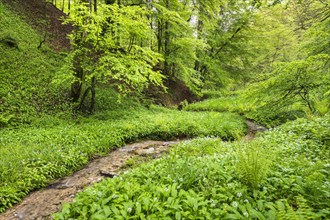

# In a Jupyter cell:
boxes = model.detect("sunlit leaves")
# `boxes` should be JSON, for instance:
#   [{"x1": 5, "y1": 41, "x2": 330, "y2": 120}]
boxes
[
  {"x1": 63, "y1": 2, "x2": 164, "y2": 98},
  {"x1": 244, "y1": 54, "x2": 329, "y2": 114}
]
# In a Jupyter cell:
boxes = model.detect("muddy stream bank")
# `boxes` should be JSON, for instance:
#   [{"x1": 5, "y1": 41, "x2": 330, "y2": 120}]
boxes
[{"x1": 0, "y1": 141, "x2": 179, "y2": 220}]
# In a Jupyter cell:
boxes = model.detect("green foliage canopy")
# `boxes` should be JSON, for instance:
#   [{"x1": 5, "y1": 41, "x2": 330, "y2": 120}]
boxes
[{"x1": 58, "y1": 3, "x2": 164, "y2": 111}]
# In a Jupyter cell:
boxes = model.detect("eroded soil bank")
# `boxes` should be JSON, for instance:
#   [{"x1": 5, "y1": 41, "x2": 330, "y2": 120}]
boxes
[{"x1": 0, "y1": 140, "x2": 178, "y2": 220}]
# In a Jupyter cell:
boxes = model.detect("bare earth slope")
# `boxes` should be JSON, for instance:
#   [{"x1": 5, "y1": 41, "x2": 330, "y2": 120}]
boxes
[{"x1": 1, "y1": 0, "x2": 72, "y2": 50}]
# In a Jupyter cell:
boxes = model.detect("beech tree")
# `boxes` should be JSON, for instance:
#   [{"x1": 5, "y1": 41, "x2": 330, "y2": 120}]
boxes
[
  {"x1": 151, "y1": 0, "x2": 206, "y2": 94},
  {"x1": 54, "y1": 0, "x2": 330, "y2": 113},
  {"x1": 193, "y1": 0, "x2": 268, "y2": 89},
  {"x1": 243, "y1": 0, "x2": 330, "y2": 116},
  {"x1": 55, "y1": 0, "x2": 271, "y2": 99},
  {"x1": 60, "y1": 2, "x2": 164, "y2": 113}
]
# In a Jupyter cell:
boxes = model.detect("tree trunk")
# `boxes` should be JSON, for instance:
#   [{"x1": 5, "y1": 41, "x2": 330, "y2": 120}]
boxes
[
  {"x1": 105, "y1": 0, "x2": 115, "y2": 4},
  {"x1": 88, "y1": 76, "x2": 96, "y2": 113},
  {"x1": 157, "y1": 20, "x2": 162, "y2": 53},
  {"x1": 75, "y1": 76, "x2": 96, "y2": 114},
  {"x1": 94, "y1": 0, "x2": 97, "y2": 13},
  {"x1": 71, "y1": 56, "x2": 84, "y2": 102},
  {"x1": 62, "y1": 0, "x2": 65, "y2": 11},
  {"x1": 88, "y1": 0, "x2": 92, "y2": 12},
  {"x1": 163, "y1": 0, "x2": 170, "y2": 76},
  {"x1": 194, "y1": 13, "x2": 203, "y2": 73}
]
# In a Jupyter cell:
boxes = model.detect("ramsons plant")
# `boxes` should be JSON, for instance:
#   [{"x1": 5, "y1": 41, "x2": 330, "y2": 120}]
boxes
[
  {"x1": 0, "y1": 107, "x2": 246, "y2": 213},
  {"x1": 54, "y1": 115, "x2": 330, "y2": 219}
]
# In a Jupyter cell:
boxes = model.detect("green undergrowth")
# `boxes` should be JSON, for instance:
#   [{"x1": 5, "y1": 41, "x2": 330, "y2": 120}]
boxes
[
  {"x1": 0, "y1": 2, "x2": 68, "y2": 126},
  {"x1": 0, "y1": 106, "x2": 246, "y2": 213},
  {"x1": 54, "y1": 115, "x2": 330, "y2": 219},
  {"x1": 185, "y1": 96, "x2": 249, "y2": 115},
  {"x1": 185, "y1": 96, "x2": 306, "y2": 127}
]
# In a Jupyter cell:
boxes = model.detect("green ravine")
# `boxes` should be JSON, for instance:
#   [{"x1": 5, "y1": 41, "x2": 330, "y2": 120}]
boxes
[{"x1": 1, "y1": 0, "x2": 330, "y2": 219}]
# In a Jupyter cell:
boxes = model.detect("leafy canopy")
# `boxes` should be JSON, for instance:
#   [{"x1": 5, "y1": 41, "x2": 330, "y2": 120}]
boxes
[{"x1": 59, "y1": 3, "x2": 164, "y2": 96}]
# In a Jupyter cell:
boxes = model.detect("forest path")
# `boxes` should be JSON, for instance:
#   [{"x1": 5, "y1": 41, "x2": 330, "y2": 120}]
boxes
[{"x1": 0, "y1": 120, "x2": 266, "y2": 220}]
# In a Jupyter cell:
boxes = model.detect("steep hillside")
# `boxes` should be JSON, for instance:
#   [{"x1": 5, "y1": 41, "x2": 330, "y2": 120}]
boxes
[
  {"x1": 1, "y1": 0, "x2": 71, "y2": 50},
  {"x1": 0, "y1": 2, "x2": 69, "y2": 127}
]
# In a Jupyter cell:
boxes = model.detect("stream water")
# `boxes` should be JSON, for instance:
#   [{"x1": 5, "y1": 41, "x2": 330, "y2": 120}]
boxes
[
  {"x1": 0, "y1": 120, "x2": 266, "y2": 220},
  {"x1": 0, "y1": 141, "x2": 178, "y2": 220}
]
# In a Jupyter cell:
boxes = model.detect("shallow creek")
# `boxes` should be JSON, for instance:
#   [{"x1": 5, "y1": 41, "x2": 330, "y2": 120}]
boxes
[{"x1": 0, "y1": 120, "x2": 266, "y2": 220}]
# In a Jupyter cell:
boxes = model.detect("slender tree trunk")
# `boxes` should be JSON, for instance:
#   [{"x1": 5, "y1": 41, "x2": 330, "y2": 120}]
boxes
[
  {"x1": 71, "y1": 57, "x2": 84, "y2": 103},
  {"x1": 157, "y1": 20, "x2": 162, "y2": 53},
  {"x1": 194, "y1": 15, "x2": 203, "y2": 72},
  {"x1": 163, "y1": 0, "x2": 170, "y2": 76},
  {"x1": 62, "y1": 0, "x2": 65, "y2": 11},
  {"x1": 89, "y1": 0, "x2": 92, "y2": 12},
  {"x1": 94, "y1": 0, "x2": 97, "y2": 13},
  {"x1": 75, "y1": 77, "x2": 96, "y2": 114},
  {"x1": 89, "y1": 76, "x2": 96, "y2": 113}
]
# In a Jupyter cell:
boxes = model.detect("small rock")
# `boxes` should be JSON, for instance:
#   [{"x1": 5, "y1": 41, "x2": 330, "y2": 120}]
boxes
[
  {"x1": 256, "y1": 125, "x2": 267, "y2": 132},
  {"x1": 99, "y1": 170, "x2": 116, "y2": 178},
  {"x1": 15, "y1": 211, "x2": 26, "y2": 220},
  {"x1": 135, "y1": 147, "x2": 156, "y2": 156},
  {"x1": 145, "y1": 147, "x2": 155, "y2": 154}
]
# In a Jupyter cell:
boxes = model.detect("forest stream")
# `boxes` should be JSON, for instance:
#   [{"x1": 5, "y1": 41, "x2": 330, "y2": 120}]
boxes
[{"x1": 0, "y1": 120, "x2": 266, "y2": 220}]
